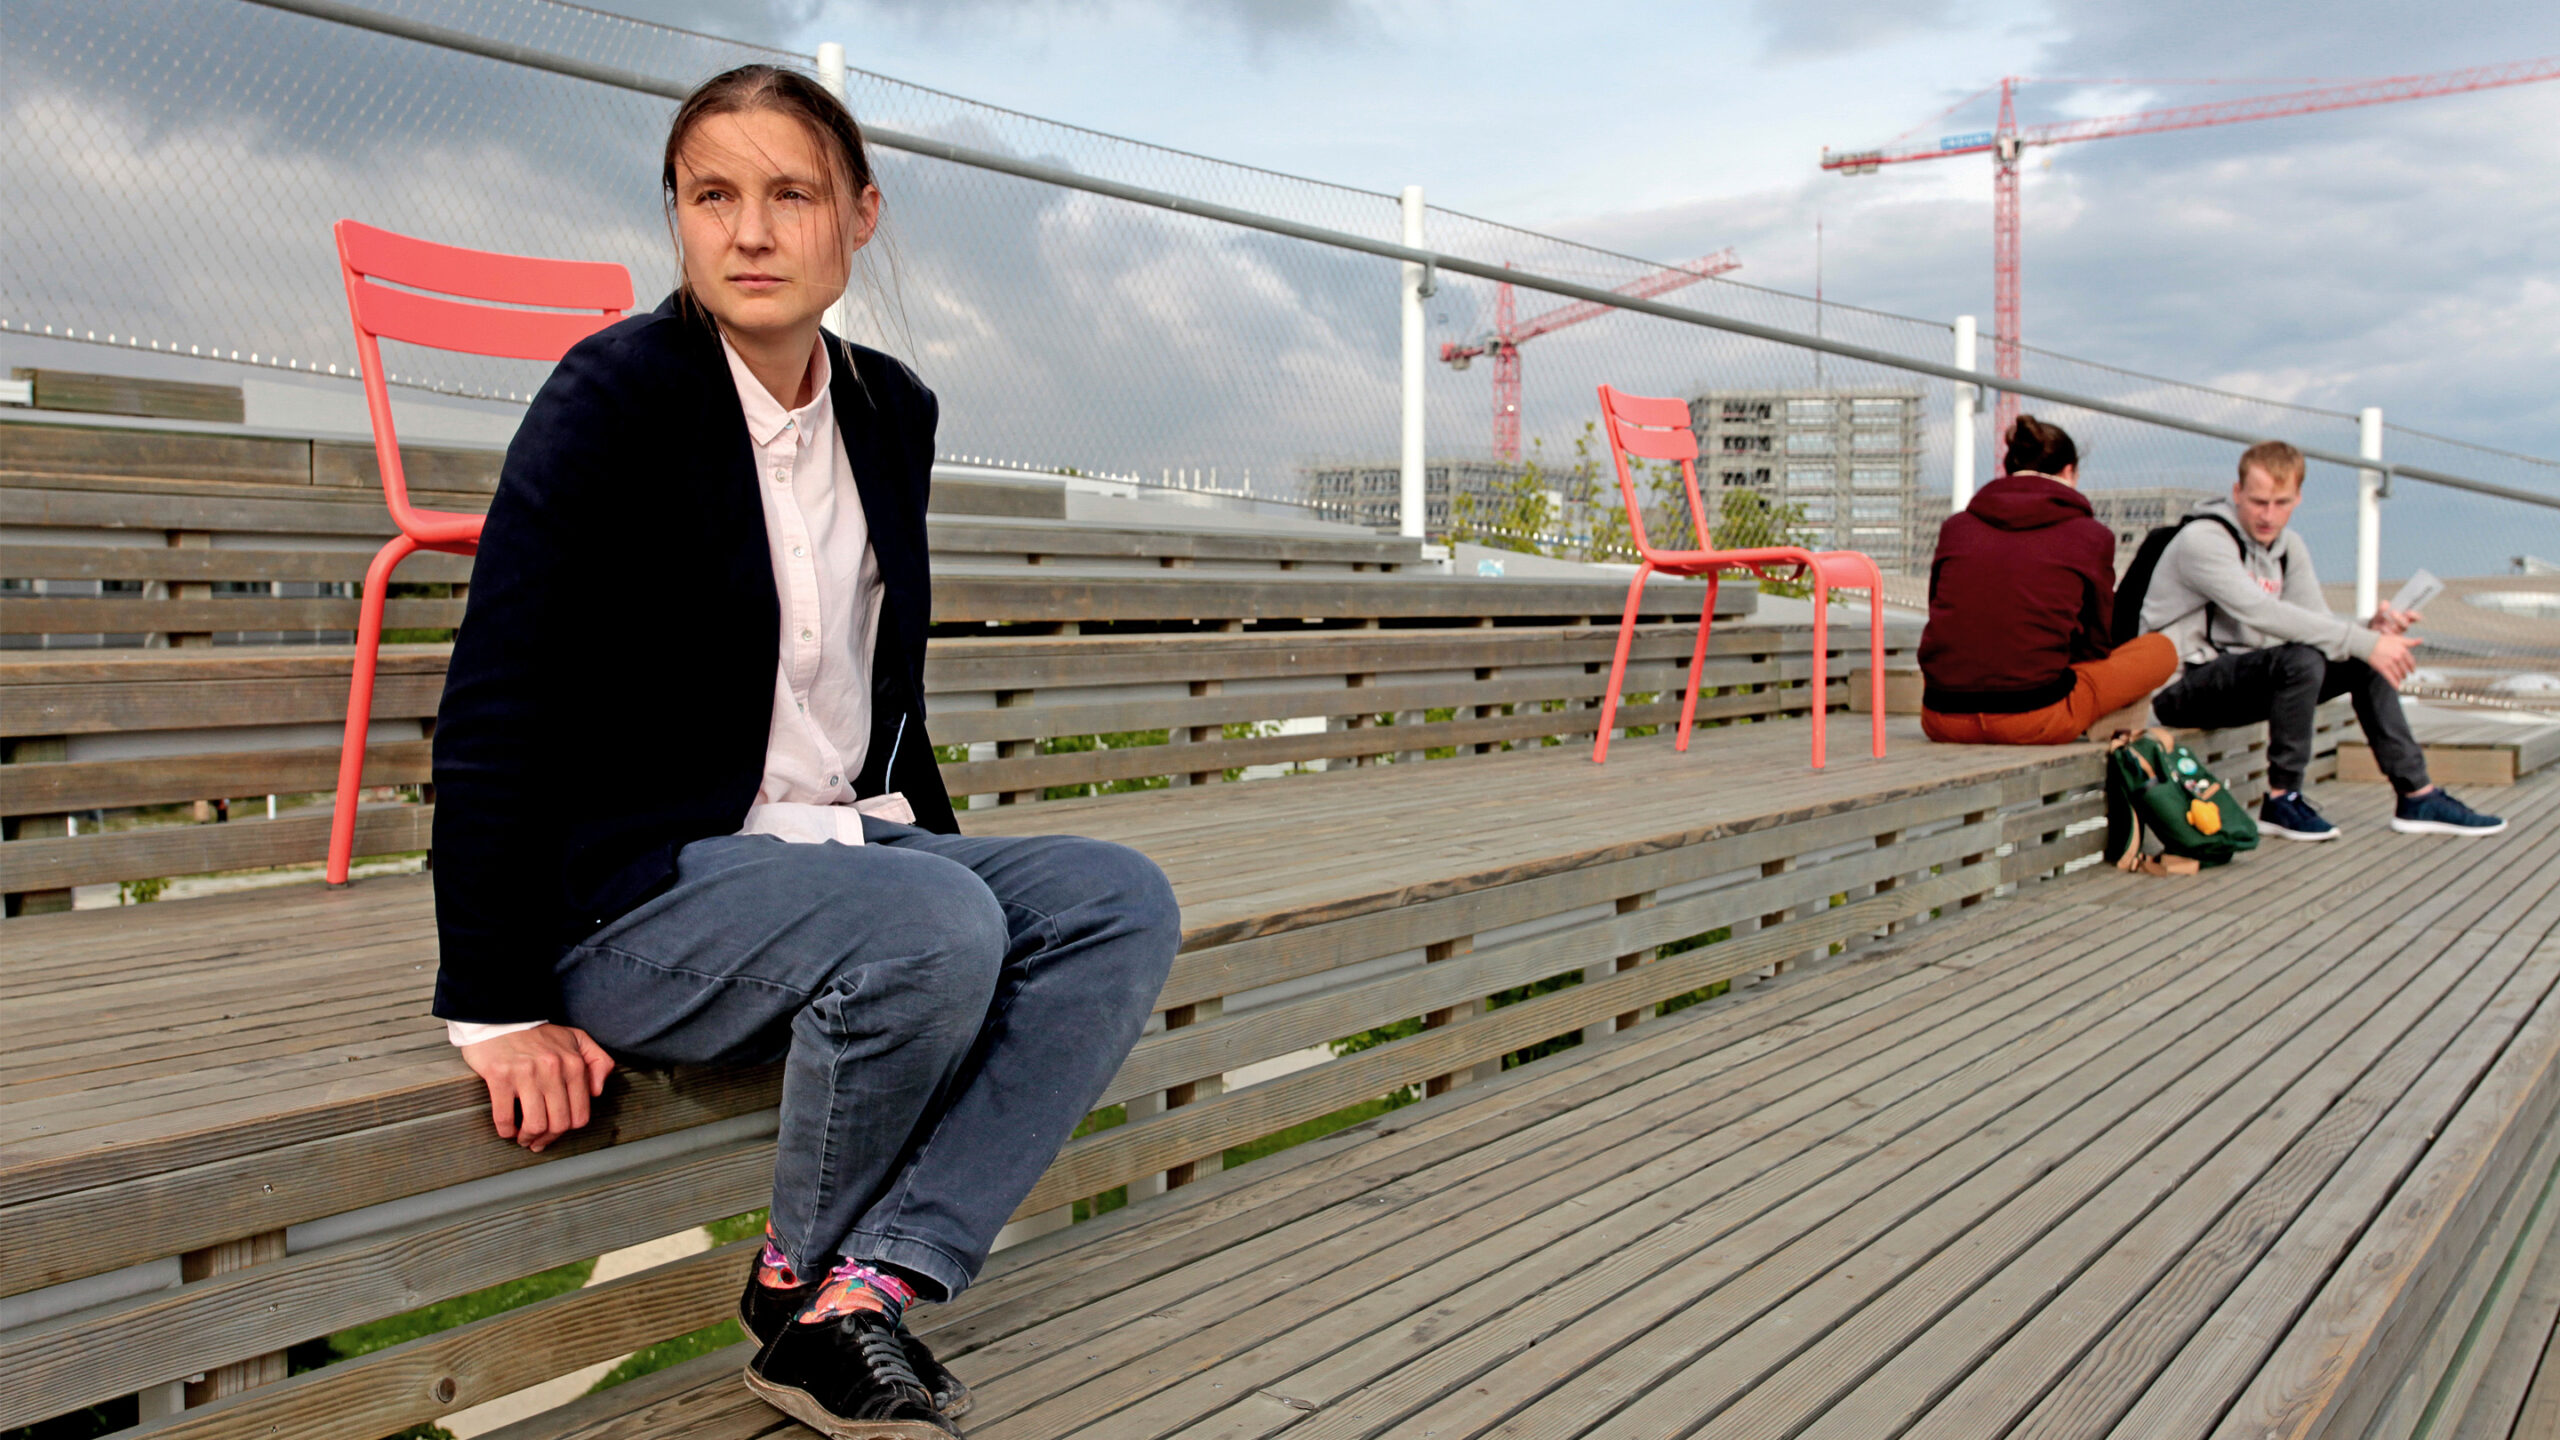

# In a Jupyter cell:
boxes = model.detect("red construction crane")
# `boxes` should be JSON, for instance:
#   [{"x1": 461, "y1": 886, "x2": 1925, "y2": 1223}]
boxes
[
  {"x1": 1822, "y1": 58, "x2": 2560, "y2": 441},
  {"x1": 1442, "y1": 250, "x2": 1740, "y2": 459}
]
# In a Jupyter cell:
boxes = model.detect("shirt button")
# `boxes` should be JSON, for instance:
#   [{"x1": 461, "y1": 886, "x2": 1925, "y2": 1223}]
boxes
[
  {"x1": 826, "y1": 774, "x2": 840, "y2": 787},
  {"x1": 801, "y1": 628, "x2": 814, "y2": 641},
  {"x1": 793, "y1": 545, "x2": 806, "y2": 558},
  {"x1": 772, "y1": 468, "x2": 788, "y2": 484}
]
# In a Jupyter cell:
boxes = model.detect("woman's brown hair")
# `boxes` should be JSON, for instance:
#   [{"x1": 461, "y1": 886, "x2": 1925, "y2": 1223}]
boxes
[
  {"x1": 2003, "y1": 414, "x2": 2078, "y2": 477},
  {"x1": 660, "y1": 65, "x2": 886, "y2": 335}
]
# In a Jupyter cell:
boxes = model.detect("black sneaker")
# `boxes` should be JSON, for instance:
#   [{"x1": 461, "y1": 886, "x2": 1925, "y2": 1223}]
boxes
[
  {"x1": 746, "y1": 1306, "x2": 962, "y2": 1439},
  {"x1": 2392, "y1": 789, "x2": 2507, "y2": 836},
  {"x1": 2260, "y1": 790, "x2": 2341, "y2": 842},
  {"x1": 741, "y1": 1268, "x2": 973, "y2": 1420}
]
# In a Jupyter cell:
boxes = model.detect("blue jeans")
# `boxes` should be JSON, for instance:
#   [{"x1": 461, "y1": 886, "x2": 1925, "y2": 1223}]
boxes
[{"x1": 554, "y1": 819, "x2": 1180, "y2": 1300}]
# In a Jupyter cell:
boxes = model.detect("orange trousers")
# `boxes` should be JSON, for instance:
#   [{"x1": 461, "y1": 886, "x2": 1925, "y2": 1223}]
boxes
[{"x1": 1922, "y1": 632, "x2": 2179, "y2": 746}]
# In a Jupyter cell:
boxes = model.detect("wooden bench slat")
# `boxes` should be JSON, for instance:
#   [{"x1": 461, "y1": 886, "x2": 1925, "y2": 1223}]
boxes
[{"x1": 3, "y1": 740, "x2": 429, "y2": 814}]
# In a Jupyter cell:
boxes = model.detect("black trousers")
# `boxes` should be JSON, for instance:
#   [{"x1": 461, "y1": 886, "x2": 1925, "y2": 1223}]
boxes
[{"x1": 2151, "y1": 643, "x2": 2429, "y2": 795}]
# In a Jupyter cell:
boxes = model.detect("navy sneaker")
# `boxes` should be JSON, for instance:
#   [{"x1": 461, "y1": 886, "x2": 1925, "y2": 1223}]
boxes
[
  {"x1": 2392, "y1": 789, "x2": 2507, "y2": 836},
  {"x1": 2259, "y1": 790, "x2": 2340, "y2": 842}
]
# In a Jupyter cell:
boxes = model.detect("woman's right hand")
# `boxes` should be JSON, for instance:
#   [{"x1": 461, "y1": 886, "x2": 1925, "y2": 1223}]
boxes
[{"x1": 460, "y1": 1024, "x2": 617, "y2": 1151}]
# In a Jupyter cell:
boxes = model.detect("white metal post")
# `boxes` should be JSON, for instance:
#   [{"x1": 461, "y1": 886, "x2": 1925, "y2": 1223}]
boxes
[
  {"x1": 816, "y1": 43, "x2": 854, "y2": 341},
  {"x1": 2357, "y1": 406, "x2": 2384, "y2": 620},
  {"x1": 1399, "y1": 185, "x2": 1427, "y2": 539},
  {"x1": 1951, "y1": 315, "x2": 1979, "y2": 510}
]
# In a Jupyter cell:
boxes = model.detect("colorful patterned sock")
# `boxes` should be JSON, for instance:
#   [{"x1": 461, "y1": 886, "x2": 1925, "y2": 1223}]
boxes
[
  {"x1": 796, "y1": 1256, "x2": 919, "y2": 1326},
  {"x1": 754, "y1": 1223, "x2": 805, "y2": 1290}
]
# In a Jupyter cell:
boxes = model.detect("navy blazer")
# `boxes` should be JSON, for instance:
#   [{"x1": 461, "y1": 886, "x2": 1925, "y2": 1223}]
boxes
[{"x1": 430, "y1": 296, "x2": 958, "y2": 1024}]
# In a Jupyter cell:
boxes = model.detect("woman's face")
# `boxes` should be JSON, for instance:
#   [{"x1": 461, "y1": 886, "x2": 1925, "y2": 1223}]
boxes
[{"x1": 672, "y1": 108, "x2": 880, "y2": 344}]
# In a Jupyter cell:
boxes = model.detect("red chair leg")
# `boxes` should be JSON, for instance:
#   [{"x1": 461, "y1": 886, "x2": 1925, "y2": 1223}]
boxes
[
  {"x1": 1592, "y1": 563, "x2": 1653, "y2": 764},
  {"x1": 1867, "y1": 566, "x2": 1888, "y2": 759},
  {"x1": 1675, "y1": 571, "x2": 1720, "y2": 752},
  {"x1": 1809, "y1": 575, "x2": 1830, "y2": 770},
  {"x1": 327, "y1": 534, "x2": 418, "y2": 887}
]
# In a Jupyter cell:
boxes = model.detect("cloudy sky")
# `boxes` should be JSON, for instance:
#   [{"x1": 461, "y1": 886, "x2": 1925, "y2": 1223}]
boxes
[
  {"x1": 5, "y1": 0, "x2": 2550, "y2": 573},
  {"x1": 577, "y1": 0, "x2": 2560, "y2": 567}
]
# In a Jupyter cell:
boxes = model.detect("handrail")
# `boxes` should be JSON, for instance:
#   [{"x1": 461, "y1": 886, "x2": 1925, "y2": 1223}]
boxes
[{"x1": 236, "y1": 0, "x2": 2560, "y2": 515}]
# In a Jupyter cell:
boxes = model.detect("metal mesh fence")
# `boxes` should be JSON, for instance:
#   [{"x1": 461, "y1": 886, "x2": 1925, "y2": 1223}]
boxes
[{"x1": 4, "y1": 0, "x2": 2552, "y2": 559}]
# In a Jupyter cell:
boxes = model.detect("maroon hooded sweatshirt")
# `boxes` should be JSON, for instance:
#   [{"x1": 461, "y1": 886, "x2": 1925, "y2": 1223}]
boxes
[{"x1": 1918, "y1": 472, "x2": 2120, "y2": 714}]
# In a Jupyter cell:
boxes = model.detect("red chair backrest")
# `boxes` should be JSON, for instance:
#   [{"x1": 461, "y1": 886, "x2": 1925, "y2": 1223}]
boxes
[
  {"x1": 333, "y1": 220, "x2": 633, "y2": 529},
  {"x1": 1597, "y1": 384, "x2": 1713, "y2": 560}
]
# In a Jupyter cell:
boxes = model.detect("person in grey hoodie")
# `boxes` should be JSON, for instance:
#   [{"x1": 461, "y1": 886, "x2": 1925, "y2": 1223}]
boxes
[{"x1": 2142, "y1": 440, "x2": 2502, "y2": 839}]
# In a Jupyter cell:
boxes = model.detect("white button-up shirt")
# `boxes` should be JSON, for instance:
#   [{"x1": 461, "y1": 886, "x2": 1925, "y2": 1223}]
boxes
[
  {"x1": 449, "y1": 332, "x2": 902, "y2": 1048},
  {"x1": 726, "y1": 332, "x2": 893, "y2": 847}
]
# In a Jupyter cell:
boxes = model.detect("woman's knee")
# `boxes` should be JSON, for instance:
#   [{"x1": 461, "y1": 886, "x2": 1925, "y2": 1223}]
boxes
[
  {"x1": 794, "y1": 846, "x2": 1009, "y2": 1012},
  {"x1": 1074, "y1": 838, "x2": 1180, "y2": 936}
]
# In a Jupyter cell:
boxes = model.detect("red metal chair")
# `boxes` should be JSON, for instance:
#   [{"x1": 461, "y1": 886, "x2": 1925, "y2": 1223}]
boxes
[
  {"x1": 1589, "y1": 384, "x2": 1887, "y2": 769},
  {"x1": 325, "y1": 220, "x2": 632, "y2": 886}
]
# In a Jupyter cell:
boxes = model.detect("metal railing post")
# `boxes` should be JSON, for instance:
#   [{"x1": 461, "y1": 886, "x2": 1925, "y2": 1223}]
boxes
[
  {"x1": 1952, "y1": 315, "x2": 1979, "y2": 510},
  {"x1": 1399, "y1": 185, "x2": 1427, "y2": 539},
  {"x1": 815, "y1": 42, "x2": 854, "y2": 341},
  {"x1": 2357, "y1": 407, "x2": 2384, "y2": 619}
]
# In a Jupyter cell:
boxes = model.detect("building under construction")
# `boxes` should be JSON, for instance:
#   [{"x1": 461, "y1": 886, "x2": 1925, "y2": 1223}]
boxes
[
  {"x1": 1691, "y1": 388, "x2": 1925, "y2": 573},
  {"x1": 1301, "y1": 458, "x2": 1540, "y2": 537}
]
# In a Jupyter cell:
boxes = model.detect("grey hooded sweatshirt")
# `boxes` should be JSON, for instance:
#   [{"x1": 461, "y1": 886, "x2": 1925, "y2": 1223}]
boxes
[{"x1": 2139, "y1": 497, "x2": 2377, "y2": 667}]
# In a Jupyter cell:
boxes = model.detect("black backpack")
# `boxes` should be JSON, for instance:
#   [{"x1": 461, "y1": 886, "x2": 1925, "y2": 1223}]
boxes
[{"x1": 2110, "y1": 512, "x2": 2285, "y2": 649}]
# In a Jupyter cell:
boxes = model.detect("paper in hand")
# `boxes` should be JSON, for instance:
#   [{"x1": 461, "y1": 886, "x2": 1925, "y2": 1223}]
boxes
[{"x1": 2387, "y1": 568, "x2": 2443, "y2": 619}]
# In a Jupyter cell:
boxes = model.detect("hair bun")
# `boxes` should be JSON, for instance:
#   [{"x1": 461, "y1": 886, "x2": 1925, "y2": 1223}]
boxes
[{"x1": 2003, "y1": 415, "x2": 2078, "y2": 476}]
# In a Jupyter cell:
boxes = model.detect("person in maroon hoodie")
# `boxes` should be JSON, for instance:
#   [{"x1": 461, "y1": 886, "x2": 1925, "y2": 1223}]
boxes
[{"x1": 1918, "y1": 417, "x2": 2178, "y2": 744}]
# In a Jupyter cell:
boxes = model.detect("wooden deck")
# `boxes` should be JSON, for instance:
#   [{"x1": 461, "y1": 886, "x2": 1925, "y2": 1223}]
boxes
[
  {"x1": 2339, "y1": 710, "x2": 2560, "y2": 787},
  {"x1": 508, "y1": 766, "x2": 2560, "y2": 1440}
]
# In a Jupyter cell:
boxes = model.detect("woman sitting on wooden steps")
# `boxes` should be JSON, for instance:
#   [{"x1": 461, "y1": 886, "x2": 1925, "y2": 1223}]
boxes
[{"x1": 427, "y1": 65, "x2": 1181, "y2": 1440}]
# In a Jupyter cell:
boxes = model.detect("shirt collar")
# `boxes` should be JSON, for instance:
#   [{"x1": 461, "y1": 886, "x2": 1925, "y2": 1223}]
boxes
[{"x1": 720, "y1": 332, "x2": 831, "y2": 448}]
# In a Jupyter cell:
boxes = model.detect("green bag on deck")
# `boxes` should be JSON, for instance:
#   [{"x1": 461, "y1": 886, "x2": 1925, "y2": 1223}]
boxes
[{"x1": 2103, "y1": 729, "x2": 2259, "y2": 875}]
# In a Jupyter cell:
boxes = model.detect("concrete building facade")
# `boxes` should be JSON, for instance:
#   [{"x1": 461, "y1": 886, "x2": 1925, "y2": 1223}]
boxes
[
  {"x1": 1301, "y1": 458, "x2": 1542, "y2": 537},
  {"x1": 1690, "y1": 388, "x2": 1925, "y2": 573}
]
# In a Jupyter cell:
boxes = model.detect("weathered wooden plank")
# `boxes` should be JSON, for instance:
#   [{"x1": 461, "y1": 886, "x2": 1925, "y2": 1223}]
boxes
[
  {"x1": 5, "y1": 597, "x2": 466, "y2": 634},
  {"x1": 2, "y1": 424, "x2": 299, "y2": 483},
  {"x1": 111, "y1": 1238, "x2": 757, "y2": 1440},
  {"x1": 972, "y1": 901, "x2": 2249, "y2": 1438},
  {"x1": 924, "y1": 516, "x2": 1417, "y2": 567},
  {"x1": 2, "y1": 741, "x2": 429, "y2": 814},
  {"x1": 1098, "y1": 817, "x2": 1998, "y2": 1105},
  {"x1": 926, "y1": 569, "x2": 1750, "y2": 625},
  {"x1": 0, "y1": 1065, "x2": 782, "y2": 1298},
  {"x1": 0, "y1": 1136, "x2": 773, "y2": 1426},
  {"x1": 1, "y1": 477, "x2": 486, "y2": 533},
  {"x1": 5, "y1": 673, "x2": 446, "y2": 737},
  {"x1": 1488, "y1": 891, "x2": 2466, "y2": 1440},
  {"x1": 1180, "y1": 826, "x2": 2468, "y2": 1440},
  {"x1": 310, "y1": 439, "x2": 503, "y2": 494},
  {"x1": 2363, "y1": 1122, "x2": 2560, "y2": 1440},
  {"x1": 936, "y1": 904, "x2": 2103, "y2": 1354},
  {"x1": 2448, "y1": 1167, "x2": 2560, "y2": 1439},
  {"x1": 1011, "y1": 862, "x2": 2002, "y2": 1218},
  {"x1": 1916, "y1": 830, "x2": 2560, "y2": 1440},
  {"x1": 13, "y1": 372, "x2": 245, "y2": 424},
  {"x1": 0, "y1": 544, "x2": 474, "y2": 585},
  {"x1": 470, "y1": 1343, "x2": 780, "y2": 1440},
  {"x1": 927, "y1": 652, "x2": 1830, "y2": 747},
  {"x1": 1815, "y1": 914, "x2": 2534, "y2": 1440},
  {"x1": 2098, "y1": 924, "x2": 2560, "y2": 1439},
  {"x1": 0, "y1": 805, "x2": 429, "y2": 893}
]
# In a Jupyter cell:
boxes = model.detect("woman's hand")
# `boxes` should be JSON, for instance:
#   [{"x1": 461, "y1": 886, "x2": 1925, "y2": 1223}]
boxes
[{"x1": 460, "y1": 1024, "x2": 617, "y2": 1151}]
